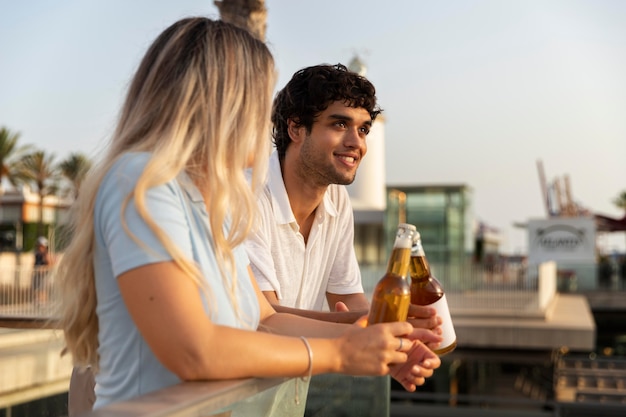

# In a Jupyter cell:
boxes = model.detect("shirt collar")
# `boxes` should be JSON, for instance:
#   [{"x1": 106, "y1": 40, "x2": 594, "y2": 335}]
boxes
[
  {"x1": 267, "y1": 151, "x2": 338, "y2": 225},
  {"x1": 177, "y1": 171, "x2": 204, "y2": 203}
]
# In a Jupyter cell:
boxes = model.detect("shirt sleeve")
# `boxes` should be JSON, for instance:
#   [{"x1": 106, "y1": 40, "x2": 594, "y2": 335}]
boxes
[
  {"x1": 95, "y1": 154, "x2": 193, "y2": 278},
  {"x1": 244, "y1": 197, "x2": 284, "y2": 300}
]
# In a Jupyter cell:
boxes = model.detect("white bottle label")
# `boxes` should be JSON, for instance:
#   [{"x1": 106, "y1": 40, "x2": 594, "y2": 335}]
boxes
[{"x1": 428, "y1": 295, "x2": 456, "y2": 349}]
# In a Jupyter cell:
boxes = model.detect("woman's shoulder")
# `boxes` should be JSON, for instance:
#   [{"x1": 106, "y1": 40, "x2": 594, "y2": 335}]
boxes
[
  {"x1": 94, "y1": 153, "x2": 151, "y2": 212},
  {"x1": 100, "y1": 152, "x2": 151, "y2": 190},
  {"x1": 109, "y1": 152, "x2": 151, "y2": 176}
]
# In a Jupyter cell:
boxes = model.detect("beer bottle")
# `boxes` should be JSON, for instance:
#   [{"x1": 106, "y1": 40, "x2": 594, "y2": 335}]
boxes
[
  {"x1": 367, "y1": 223, "x2": 415, "y2": 325},
  {"x1": 410, "y1": 231, "x2": 457, "y2": 355}
]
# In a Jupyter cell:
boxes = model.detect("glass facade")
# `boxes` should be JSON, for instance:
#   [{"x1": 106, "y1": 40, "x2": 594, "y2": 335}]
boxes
[{"x1": 385, "y1": 185, "x2": 473, "y2": 265}]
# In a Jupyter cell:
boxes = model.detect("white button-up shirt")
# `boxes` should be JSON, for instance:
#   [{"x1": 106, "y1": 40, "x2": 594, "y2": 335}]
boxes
[{"x1": 246, "y1": 152, "x2": 363, "y2": 311}]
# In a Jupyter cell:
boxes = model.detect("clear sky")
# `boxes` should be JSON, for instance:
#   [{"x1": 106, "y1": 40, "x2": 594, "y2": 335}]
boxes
[{"x1": 1, "y1": 0, "x2": 625, "y2": 254}]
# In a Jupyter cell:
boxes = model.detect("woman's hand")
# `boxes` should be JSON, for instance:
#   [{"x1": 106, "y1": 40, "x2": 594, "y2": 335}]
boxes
[
  {"x1": 344, "y1": 314, "x2": 441, "y2": 391},
  {"x1": 333, "y1": 320, "x2": 415, "y2": 376},
  {"x1": 337, "y1": 317, "x2": 441, "y2": 391}
]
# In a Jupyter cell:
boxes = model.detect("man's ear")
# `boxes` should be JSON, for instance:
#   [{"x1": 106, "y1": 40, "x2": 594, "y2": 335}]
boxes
[{"x1": 287, "y1": 119, "x2": 305, "y2": 144}]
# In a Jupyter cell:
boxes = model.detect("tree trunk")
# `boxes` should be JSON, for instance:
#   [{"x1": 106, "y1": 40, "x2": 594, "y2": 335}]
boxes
[{"x1": 214, "y1": 0, "x2": 267, "y2": 41}]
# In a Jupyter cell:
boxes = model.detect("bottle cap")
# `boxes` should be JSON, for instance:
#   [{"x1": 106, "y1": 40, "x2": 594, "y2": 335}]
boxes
[{"x1": 395, "y1": 224, "x2": 416, "y2": 248}]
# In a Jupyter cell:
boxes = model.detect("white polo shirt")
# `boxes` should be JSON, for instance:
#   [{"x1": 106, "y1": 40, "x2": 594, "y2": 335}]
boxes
[{"x1": 246, "y1": 151, "x2": 363, "y2": 311}]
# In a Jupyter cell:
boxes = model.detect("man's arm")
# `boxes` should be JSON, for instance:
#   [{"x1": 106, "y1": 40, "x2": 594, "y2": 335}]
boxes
[
  {"x1": 262, "y1": 291, "x2": 365, "y2": 324},
  {"x1": 326, "y1": 292, "x2": 369, "y2": 312}
]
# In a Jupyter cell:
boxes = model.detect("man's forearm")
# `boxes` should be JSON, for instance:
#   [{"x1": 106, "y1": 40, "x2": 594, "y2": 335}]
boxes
[
  {"x1": 326, "y1": 292, "x2": 370, "y2": 315},
  {"x1": 271, "y1": 303, "x2": 365, "y2": 324},
  {"x1": 259, "y1": 309, "x2": 349, "y2": 337}
]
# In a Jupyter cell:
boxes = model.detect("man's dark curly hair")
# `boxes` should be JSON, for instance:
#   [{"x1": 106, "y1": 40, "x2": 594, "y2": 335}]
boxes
[{"x1": 271, "y1": 63, "x2": 382, "y2": 160}]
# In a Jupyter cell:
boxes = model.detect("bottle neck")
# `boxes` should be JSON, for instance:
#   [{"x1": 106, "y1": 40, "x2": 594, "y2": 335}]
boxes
[
  {"x1": 386, "y1": 247, "x2": 411, "y2": 278},
  {"x1": 410, "y1": 241, "x2": 431, "y2": 280},
  {"x1": 410, "y1": 255, "x2": 431, "y2": 280}
]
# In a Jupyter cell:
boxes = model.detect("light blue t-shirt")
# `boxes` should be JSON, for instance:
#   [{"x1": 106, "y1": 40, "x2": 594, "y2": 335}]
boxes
[{"x1": 93, "y1": 152, "x2": 260, "y2": 408}]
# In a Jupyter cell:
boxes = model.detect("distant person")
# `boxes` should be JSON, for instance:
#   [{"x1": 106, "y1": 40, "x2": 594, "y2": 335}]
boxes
[
  {"x1": 484, "y1": 253, "x2": 497, "y2": 283},
  {"x1": 598, "y1": 255, "x2": 613, "y2": 289},
  {"x1": 619, "y1": 256, "x2": 626, "y2": 288},
  {"x1": 32, "y1": 236, "x2": 53, "y2": 305},
  {"x1": 56, "y1": 17, "x2": 440, "y2": 411}
]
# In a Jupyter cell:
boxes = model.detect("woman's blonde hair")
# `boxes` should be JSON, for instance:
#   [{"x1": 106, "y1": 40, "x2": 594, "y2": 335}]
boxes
[{"x1": 55, "y1": 17, "x2": 275, "y2": 370}]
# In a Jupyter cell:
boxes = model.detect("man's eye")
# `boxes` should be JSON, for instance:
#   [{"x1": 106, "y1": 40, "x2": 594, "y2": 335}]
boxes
[
  {"x1": 360, "y1": 127, "x2": 370, "y2": 135},
  {"x1": 335, "y1": 121, "x2": 347, "y2": 128}
]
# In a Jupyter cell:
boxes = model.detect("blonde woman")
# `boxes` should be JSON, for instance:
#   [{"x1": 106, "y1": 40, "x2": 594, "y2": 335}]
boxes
[{"x1": 56, "y1": 17, "x2": 440, "y2": 409}]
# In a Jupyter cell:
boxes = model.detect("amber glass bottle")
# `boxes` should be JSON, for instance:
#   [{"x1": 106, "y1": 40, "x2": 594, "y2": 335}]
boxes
[
  {"x1": 410, "y1": 231, "x2": 457, "y2": 355},
  {"x1": 367, "y1": 223, "x2": 415, "y2": 325}
]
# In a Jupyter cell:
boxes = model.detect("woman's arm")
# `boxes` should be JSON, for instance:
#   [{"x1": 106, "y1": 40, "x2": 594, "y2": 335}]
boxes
[{"x1": 118, "y1": 262, "x2": 417, "y2": 382}]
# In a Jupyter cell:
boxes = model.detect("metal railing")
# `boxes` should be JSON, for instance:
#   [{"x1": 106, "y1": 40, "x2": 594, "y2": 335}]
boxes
[
  {"x1": 3, "y1": 261, "x2": 550, "y2": 321},
  {"x1": 390, "y1": 390, "x2": 626, "y2": 417},
  {"x1": 361, "y1": 261, "x2": 557, "y2": 318},
  {"x1": 3, "y1": 259, "x2": 614, "y2": 323},
  {"x1": 0, "y1": 266, "x2": 56, "y2": 323},
  {"x1": 554, "y1": 354, "x2": 626, "y2": 404}
]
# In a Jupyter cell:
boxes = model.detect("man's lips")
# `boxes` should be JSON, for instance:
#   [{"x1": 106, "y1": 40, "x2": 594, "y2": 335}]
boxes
[{"x1": 336, "y1": 154, "x2": 359, "y2": 165}]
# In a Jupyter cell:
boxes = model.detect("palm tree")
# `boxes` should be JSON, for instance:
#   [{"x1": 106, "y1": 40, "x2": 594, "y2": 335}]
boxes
[
  {"x1": 613, "y1": 191, "x2": 626, "y2": 213},
  {"x1": 0, "y1": 126, "x2": 31, "y2": 192},
  {"x1": 58, "y1": 152, "x2": 92, "y2": 198},
  {"x1": 13, "y1": 150, "x2": 60, "y2": 238},
  {"x1": 214, "y1": 0, "x2": 267, "y2": 40},
  {"x1": 614, "y1": 190, "x2": 626, "y2": 247}
]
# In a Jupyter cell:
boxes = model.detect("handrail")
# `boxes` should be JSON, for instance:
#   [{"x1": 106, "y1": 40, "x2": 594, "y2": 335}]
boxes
[
  {"x1": 76, "y1": 377, "x2": 305, "y2": 417},
  {"x1": 0, "y1": 317, "x2": 58, "y2": 329}
]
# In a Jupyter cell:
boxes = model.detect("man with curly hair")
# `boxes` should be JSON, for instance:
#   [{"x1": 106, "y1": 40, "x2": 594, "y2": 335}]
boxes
[{"x1": 246, "y1": 63, "x2": 381, "y2": 322}]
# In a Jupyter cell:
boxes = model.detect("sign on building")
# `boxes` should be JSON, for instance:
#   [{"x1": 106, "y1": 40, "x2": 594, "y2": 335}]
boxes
[{"x1": 528, "y1": 217, "x2": 596, "y2": 264}]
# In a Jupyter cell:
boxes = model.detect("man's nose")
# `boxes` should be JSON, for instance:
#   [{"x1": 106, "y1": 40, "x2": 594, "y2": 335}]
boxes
[{"x1": 345, "y1": 128, "x2": 365, "y2": 149}]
